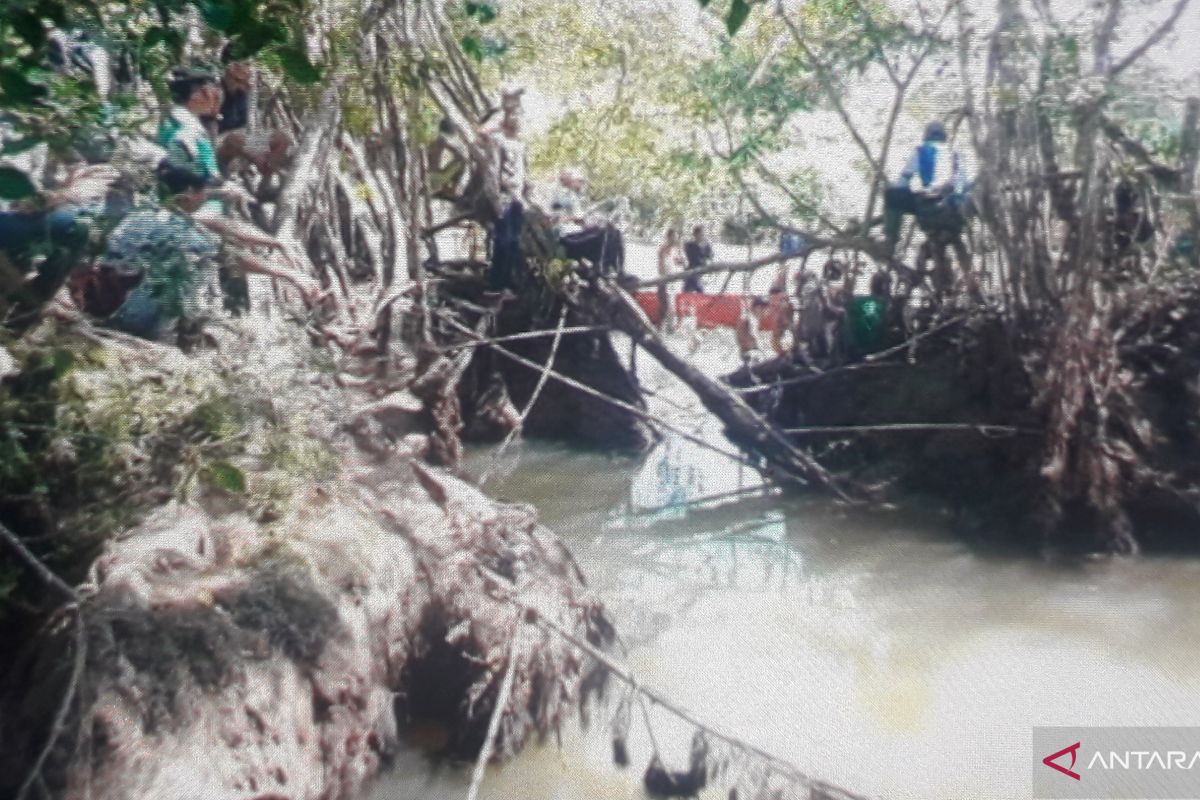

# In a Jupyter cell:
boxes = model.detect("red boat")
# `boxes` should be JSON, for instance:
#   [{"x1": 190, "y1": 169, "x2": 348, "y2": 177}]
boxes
[{"x1": 635, "y1": 291, "x2": 778, "y2": 331}]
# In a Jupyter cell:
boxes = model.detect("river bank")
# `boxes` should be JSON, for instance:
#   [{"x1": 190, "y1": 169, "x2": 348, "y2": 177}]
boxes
[{"x1": 0, "y1": 318, "x2": 613, "y2": 800}]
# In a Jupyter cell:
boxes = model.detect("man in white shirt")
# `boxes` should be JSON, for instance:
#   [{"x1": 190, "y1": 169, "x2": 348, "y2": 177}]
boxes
[
  {"x1": 549, "y1": 168, "x2": 586, "y2": 238},
  {"x1": 883, "y1": 120, "x2": 969, "y2": 257},
  {"x1": 550, "y1": 168, "x2": 625, "y2": 276},
  {"x1": 478, "y1": 101, "x2": 531, "y2": 293}
]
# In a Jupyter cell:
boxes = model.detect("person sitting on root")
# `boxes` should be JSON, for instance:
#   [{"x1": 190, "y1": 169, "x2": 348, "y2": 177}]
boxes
[
  {"x1": 843, "y1": 270, "x2": 892, "y2": 360},
  {"x1": 550, "y1": 167, "x2": 625, "y2": 277},
  {"x1": 159, "y1": 67, "x2": 225, "y2": 202},
  {"x1": 882, "y1": 120, "x2": 968, "y2": 257},
  {"x1": 478, "y1": 85, "x2": 531, "y2": 299},
  {"x1": 0, "y1": 165, "x2": 118, "y2": 333},
  {"x1": 682, "y1": 225, "x2": 713, "y2": 293}
]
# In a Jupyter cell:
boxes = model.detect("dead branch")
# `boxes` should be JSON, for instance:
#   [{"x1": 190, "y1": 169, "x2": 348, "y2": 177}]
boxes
[
  {"x1": 0, "y1": 520, "x2": 78, "y2": 602},
  {"x1": 479, "y1": 308, "x2": 569, "y2": 486},
  {"x1": 1109, "y1": 0, "x2": 1193, "y2": 76},
  {"x1": 785, "y1": 422, "x2": 1035, "y2": 436},
  {"x1": 634, "y1": 235, "x2": 885, "y2": 291},
  {"x1": 464, "y1": 616, "x2": 523, "y2": 800},
  {"x1": 15, "y1": 609, "x2": 85, "y2": 800}
]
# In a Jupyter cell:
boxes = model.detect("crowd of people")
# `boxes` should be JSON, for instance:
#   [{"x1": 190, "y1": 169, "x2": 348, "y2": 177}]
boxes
[
  {"x1": 3, "y1": 29, "x2": 972, "y2": 364},
  {"x1": 1, "y1": 35, "x2": 318, "y2": 347}
]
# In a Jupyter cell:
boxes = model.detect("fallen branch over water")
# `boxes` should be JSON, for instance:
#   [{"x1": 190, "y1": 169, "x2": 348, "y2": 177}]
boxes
[
  {"x1": 634, "y1": 233, "x2": 888, "y2": 290},
  {"x1": 448, "y1": 324, "x2": 608, "y2": 351},
  {"x1": 578, "y1": 279, "x2": 865, "y2": 502}
]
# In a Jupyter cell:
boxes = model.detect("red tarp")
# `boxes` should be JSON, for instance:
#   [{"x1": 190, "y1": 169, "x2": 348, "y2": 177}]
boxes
[{"x1": 635, "y1": 292, "x2": 777, "y2": 330}]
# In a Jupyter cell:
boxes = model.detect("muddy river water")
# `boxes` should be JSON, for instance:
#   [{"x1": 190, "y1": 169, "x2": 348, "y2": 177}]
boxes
[{"x1": 365, "y1": 331, "x2": 1200, "y2": 800}]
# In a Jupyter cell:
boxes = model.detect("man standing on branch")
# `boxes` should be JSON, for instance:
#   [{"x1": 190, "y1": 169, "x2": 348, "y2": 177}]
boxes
[{"x1": 479, "y1": 84, "x2": 530, "y2": 297}]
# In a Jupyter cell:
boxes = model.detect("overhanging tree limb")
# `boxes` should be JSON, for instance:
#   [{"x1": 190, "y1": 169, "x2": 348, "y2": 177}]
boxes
[{"x1": 1109, "y1": 0, "x2": 1193, "y2": 76}]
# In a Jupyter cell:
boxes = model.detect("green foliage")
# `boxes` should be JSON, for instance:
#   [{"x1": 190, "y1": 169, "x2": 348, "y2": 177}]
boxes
[
  {"x1": 726, "y1": 0, "x2": 752, "y2": 36},
  {"x1": 0, "y1": 165, "x2": 36, "y2": 200},
  {"x1": 456, "y1": 0, "x2": 506, "y2": 62},
  {"x1": 201, "y1": 460, "x2": 247, "y2": 493},
  {"x1": 531, "y1": 101, "x2": 731, "y2": 232},
  {"x1": 273, "y1": 44, "x2": 322, "y2": 84},
  {"x1": 0, "y1": 0, "x2": 321, "y2": 173},
  {"x1": 0, "y1": 324, "x2": 346, "y2": 624},
  {"x1": 464, "y1": 1, "x2": 499, "y2": 24},
  {"x1": 697, "y1": 0, "x2": 758, "y2": 37}
]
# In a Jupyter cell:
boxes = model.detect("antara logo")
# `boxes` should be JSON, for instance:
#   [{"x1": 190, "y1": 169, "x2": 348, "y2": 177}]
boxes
[{"x1": 1043, "y1": 742, "x2": 1083, "y2": 781}]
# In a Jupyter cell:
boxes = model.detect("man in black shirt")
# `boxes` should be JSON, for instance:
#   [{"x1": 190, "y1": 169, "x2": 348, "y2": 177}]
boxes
[{"x1": 682, "y1": 225, "x2": 712, "y2": 293}]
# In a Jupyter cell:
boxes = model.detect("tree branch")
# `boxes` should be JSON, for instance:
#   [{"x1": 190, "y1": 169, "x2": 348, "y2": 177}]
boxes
[
  {"x1": 0, "y1": 520, "x2": 78, "y2": 601},
  {"x1": 1109, "y1": 0, "x2": 1192, "y2": 76}
]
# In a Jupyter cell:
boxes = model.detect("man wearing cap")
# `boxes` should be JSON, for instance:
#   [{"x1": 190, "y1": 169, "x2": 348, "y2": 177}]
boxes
[
  {"x1": 478, "y1": 87, "x2": 531, "y2": 293},
  {"x1": 882, "y1": 120, "x2": 968, "y2": 257}
]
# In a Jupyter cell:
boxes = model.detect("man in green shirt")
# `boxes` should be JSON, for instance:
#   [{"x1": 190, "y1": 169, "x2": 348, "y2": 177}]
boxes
[{"x1": 158, "y1": 68, "x2": 223, "y2": 193}]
